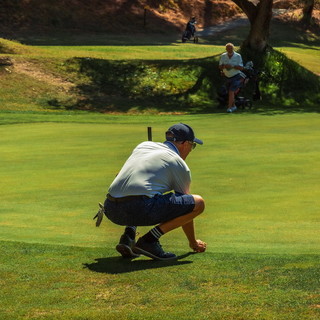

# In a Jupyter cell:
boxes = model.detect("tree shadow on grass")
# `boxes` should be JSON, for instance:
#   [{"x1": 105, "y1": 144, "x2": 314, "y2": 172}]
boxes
[
  {"x1": 83, "y1": 252, "x2": 194, "y2": 274},
  {"x1": 57, "y1": 56, "x2": 222, "y2": 114},
  {"x1": 52, "y1": 50, "x2": 319, "y2": 114}
]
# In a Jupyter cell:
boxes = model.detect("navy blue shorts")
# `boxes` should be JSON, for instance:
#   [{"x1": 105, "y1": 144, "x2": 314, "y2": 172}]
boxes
[
  {"x1": 225, "y1": 74, "x2": 243, "y2": 92},
  {"x1": 104, "y1": 192, "x2": 195, "y2": 226}
]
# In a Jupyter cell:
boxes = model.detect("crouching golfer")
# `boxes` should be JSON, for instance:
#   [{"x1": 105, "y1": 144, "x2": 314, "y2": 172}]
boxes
[{"x1": 103, "y1": 123, "x2": 207, "y2": 260}]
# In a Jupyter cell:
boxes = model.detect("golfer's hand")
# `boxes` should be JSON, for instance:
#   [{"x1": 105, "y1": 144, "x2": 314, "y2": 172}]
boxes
[
  {"x1": 190, "y1": 239, "x2": 207, "y2": 253},
  {"x1": 224, "y1": 64, "x2": 233, "y2": 70}
]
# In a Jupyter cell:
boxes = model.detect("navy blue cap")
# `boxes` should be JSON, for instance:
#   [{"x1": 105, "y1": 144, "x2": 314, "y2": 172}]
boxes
[{"x1": 165, "y1": 123, "x2": 203, "y2": 145}]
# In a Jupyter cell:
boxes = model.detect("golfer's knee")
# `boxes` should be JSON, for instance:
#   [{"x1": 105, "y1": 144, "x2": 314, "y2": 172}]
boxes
[{"x1": 192, "y1": 194, "x2": 205, "y2": 215}]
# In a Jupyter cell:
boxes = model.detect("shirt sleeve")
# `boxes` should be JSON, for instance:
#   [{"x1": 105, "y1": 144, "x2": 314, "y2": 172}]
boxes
[
  {"x1": 168, "y1": 157, "x2": 191, "y2": 194},
  {"x1": 219, "y1": 54, "x2": 225, "y2": 66}
]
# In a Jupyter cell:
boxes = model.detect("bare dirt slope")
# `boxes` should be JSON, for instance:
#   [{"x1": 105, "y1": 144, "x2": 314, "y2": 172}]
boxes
[
  {"x1": 12, "y1": 59, "x2": 75, "y2": 92},
  {"x1": 1, "y1": 0, "x2": 318, "y2": 38},
  {"x1": 0, "y1": 0, "x2": 241, "y2": 36}
]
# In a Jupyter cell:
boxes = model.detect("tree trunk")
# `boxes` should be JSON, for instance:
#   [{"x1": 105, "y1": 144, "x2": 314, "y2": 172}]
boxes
[
  {"x1": 301, "y1": 0, "x2": 315, "y2": 27},
  {"x1": 232, "y1": 0, "x2": 274, "y2": 52}
]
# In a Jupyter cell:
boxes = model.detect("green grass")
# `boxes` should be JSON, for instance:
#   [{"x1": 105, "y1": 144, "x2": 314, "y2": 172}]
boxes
[
  {"x1": 1, "y1": 18, "x2": 319, "y2": 113},
  {"x1": 1, "y1": 113, "x2": 319, "y2": 319},
  {"x1": 1, "y1": 19, "x2": 320, "y2": 319},
  {"x1": 279, "y1": 46, "x2": 320, "y2": 75},
  {"x1": 1, "y1": 241, "x2": 319, "y2": 320},
  {"x1": 31, "y1": 43, "x2": 223, "y2": 60}
]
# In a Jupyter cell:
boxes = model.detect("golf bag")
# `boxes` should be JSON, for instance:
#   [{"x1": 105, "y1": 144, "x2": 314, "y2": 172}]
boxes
[
  {"x1": 217, "y1": 61, "x2": 261, "y2": 110},
  {"x1": 182, "y1": 17, "x2": 198, "y2": 43}
]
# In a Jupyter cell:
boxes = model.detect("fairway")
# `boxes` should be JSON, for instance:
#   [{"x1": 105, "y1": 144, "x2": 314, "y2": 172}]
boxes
[
  {"x1": 1, "y1": 114, "x2": 319, "y2": 253},
  {"x1": 32, "y1": 43, "x2": 224, "y2": 60},
  {"x1": 1, "y1": 4, "x2": 320, "y2": 317},
  {"x1": 279, "y1": 46, "x2": 320, "y2": 76},
  {"x1": 1, "y1": 113, "x2": 320, "y2": 319}
]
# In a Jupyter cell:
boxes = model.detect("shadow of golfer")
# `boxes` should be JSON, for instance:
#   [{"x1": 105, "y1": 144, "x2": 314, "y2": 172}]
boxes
[{"x1": 83, "y1": 252, "x2": 194, "y2": 274}]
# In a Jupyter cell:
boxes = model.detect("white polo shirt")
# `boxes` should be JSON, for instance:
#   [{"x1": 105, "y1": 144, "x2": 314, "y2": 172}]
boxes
[
  {"x1": 108, "y1": 141, "x2": 191, "y2": 197},
  {"x1": 219, "y1": 51, "x2": 243, "y2": 78}
]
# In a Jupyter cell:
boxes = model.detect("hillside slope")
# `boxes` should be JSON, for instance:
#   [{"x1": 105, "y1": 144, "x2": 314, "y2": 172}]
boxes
[{"x1": 0, "y1": 0, "x2": 241, "y2": 36}]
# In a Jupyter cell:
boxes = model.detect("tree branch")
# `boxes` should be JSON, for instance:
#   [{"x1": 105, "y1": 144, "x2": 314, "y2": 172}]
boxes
[{"x1": 231, "y1": 0, "x2": 257, "y2": 23}]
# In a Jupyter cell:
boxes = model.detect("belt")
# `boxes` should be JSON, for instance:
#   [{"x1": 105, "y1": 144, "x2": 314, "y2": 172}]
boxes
[{"x1": 107, "y1": 193, "x2": 144, "y2": 203}]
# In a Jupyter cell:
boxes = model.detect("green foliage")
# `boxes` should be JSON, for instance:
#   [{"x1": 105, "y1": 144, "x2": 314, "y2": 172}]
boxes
[
  {"x1": 59, "y1": 56, "x2": 220, "y2": 112},
  {"x1": 240, "y1": 47, "x2": 320, "y2": 109},
  {"x1": 263, "y1": 49, "x2": 319, "y2": 106}
]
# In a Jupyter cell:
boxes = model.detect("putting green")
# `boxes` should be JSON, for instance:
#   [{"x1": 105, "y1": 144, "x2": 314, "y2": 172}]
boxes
[{"x1": 1, "y1": 114, "x2": 319, "y2": 255}]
